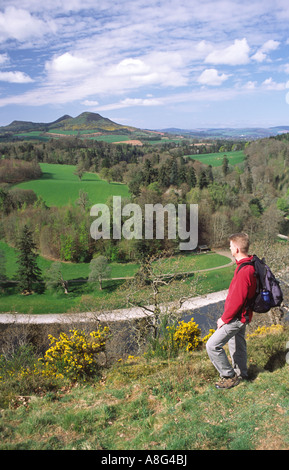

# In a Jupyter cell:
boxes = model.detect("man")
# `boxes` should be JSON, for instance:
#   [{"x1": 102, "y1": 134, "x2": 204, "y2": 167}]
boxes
[{"x1": 206, "y1": 233, "x2": 257, "y2": 389}]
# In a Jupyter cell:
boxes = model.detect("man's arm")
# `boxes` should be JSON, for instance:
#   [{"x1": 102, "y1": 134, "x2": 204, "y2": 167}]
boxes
[{"x1": 220, "y1": 265, "x2": 255, "y2": 325}]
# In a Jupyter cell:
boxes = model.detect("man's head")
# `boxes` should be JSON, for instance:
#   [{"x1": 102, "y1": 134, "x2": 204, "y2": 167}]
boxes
[{"x1": 229, "y1": 232, "x2": 250, "y2": 259}]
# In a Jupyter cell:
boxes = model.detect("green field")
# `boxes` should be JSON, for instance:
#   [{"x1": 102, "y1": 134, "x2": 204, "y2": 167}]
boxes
[
  {"x1": 0, "y1": 241, "x2": 139, "y2": 282},
  {"x1": 13, "y1": 163, "x2": 130, "y2": 207},
  {"x1": 186, "y1": 150, "x2": 245, "y2": 167},
  {"x1": 14, "y1": 132, "x2": 50, "y2": 142},
  {"x1": 14, "y1": 131, "x2": 139, "y2": 143},
  {"x1": 47, "y1": 131, "x2": 133, "y2": 143},
  {"x1": 0, "y1": 240, "x2": 231, "y2": 282},
  {"x1": 0, "y1": 239, "x2": 233, "y2": 314}
]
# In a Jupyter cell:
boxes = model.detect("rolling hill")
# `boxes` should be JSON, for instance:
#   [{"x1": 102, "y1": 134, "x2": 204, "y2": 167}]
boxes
[
  {"x1": 1, "y1": 111, "x2": 289, "y2": 141},
  {"x1": 0, "y1": 112, "x2": 138, "y2": 135},
  {"x1": 158, "y1": 126, "x2": 289, "y2": 140}
]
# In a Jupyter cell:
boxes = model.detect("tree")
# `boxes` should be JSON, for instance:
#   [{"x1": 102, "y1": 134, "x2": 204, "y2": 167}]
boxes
[
  {"x1": 222, "y1": 156, "x2": 229, "y2": 177},
  {"x1": 186, "y1": 166, "x2": 197, "y2": 188},
  {"x1": 169, "y1": 158, "x2": 179, "y2": 185},
  {"x1": 0, "y1": 249, "x2": 7, "y2": 290},
  {"x1": 124, "y1": 253, "x2": 200, "y2": 346},
  {"x1": 199, "y1": 170, "x2": 208, "y2": 189},
  {"x1": 89, "y1": 256, "x2": 111, "y2": 290},
  {"x1": 45, "y1": 262, "x2": 69, "y2": 294},
  {"x1": 74, "y1": 159, "x2": 85, "y2": 181},
  {"x1": 16, "y1": 225, "x2": 43, "y2": 294},
  {"x1": 76, "y1": 189, "x2": 90, "y2": 211}
]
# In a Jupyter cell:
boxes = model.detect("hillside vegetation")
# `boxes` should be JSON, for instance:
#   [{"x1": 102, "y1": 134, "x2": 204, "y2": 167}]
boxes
[{"x1": 0, "y1": 323, "x2": 288, "y2": 450}]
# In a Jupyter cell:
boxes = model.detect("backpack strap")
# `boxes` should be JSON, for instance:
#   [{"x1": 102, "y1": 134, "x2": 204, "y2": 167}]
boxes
[
  {"x1": 237, "y1": 261, "x2": 253, "y2": 273},
  {"x1": 236, "y1": 258, "x2": 258, "y2": 321}
]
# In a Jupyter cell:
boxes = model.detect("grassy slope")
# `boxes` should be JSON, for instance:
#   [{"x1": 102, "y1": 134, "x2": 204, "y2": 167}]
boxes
[
  {"x1": 13, "y1": 163, "x2": 130, "y2": 207},
  {"x1": 187, "y1": 150, "x2": 245, "y2": 167},
  {"x1": 0, "y1": 327, "x2": 288, "y2": 450}
]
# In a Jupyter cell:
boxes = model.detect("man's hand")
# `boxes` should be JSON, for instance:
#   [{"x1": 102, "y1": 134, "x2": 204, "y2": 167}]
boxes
[{"x1": 217, "y1": 318, "x2": 225, "y2": 329}]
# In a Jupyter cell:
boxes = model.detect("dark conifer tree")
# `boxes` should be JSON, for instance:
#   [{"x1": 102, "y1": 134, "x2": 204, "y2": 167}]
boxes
[{"x1": 16, "y1": 225, "x2": 42, "y2": 294}]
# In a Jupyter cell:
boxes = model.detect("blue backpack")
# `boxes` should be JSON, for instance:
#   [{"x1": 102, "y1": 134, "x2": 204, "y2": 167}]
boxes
[{"x1": 238, "y1": 255, "x2": 283, "y2": 313}]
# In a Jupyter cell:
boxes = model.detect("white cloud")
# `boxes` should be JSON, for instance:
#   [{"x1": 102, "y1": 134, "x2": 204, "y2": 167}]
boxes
[
  {"x1": 45, "y1": 52, "x2": 94, "y2": 78},
  {"x1": 251, "y1": 50, "x2": 267, "y2": 63},
  {"x1": 262, "y1": 77, "x2": 285, "y2": 90},
  {"x1": 0, "y1": 71, "x2": 34, "y2": 83},
  {"x1": 198, "y1": 69, "x2": 230, "y2": 86},
  {"x1": 243, "y1": 81, "x2": 257, "y2": 90},
  {"x1": 262, "y1": 39, "x2": 280, "y2": 52},
  {"x1": 82, "y1": 100, "x2": 99, "y2": 107},
  {"x1": 252, "y1": 39, "x2": 280, "y2": 62},
  {"x1": 0, "y1": 53, "x2": 9, "y2": 65},
  {"x1": 0, "y1": 6, "x2": 56, "y2": 42},
  {"x1": 97, "y1": 97, "x2": 163, "y2": 111},
  {"x1": 109, "y1": 58, "x2": 150, "y2": 76},
  {"x1": 205, "y1": 38, "x2": 250, "y2": 65}
]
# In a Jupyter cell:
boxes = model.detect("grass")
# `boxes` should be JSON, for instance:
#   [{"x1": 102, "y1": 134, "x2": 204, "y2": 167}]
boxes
[
  {"x1": 0, "y1": 240, "x2": 233, "y2": 314},
  {"x1": 0, "y1": 240, "x2": 139, "y2": 281},
  {"x1": 0, "y1": 325, "x2": 288, "y2": 450},
  {"x1": 13, "y1": 163, "x2": 130, "y2": 207},
  {"x1": 0, "y1": 267, "x2": 234, "y2": 315},
  {"x1": 186, "y1": 150, "x2": 245, "y2": 167},
  {"x1": 14, "y1": 132, "x2": 50, "y2": 142}
]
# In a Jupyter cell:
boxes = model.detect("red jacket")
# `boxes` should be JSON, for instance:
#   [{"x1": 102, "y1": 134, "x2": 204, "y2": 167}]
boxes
[{"x1": 221, "y1": 256, "x2": 257, "y2": 324}]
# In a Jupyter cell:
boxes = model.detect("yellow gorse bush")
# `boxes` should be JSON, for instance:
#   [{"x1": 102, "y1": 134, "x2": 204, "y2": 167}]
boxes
[
  {"x1": 202, "y1": 329, "x2": 215, "y2": 344},
  {"x1": 173, "y1": 319, "x2": 202, "y2": 352},
  {"x1": 39, "y1": 327, "x2": 110, "y2": 381},
  {"x1": 246, "y1": 324, "x2": 284, "y2": 339}
]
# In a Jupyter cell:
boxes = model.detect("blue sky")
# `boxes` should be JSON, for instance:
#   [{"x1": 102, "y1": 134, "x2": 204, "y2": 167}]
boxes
[{"x1": 1, "y1": 0, "x2": 289, "y2": 129}]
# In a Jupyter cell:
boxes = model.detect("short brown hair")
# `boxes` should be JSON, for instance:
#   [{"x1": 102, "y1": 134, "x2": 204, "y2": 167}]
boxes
[{"x1": 229, "y1": 232, "x2": 250, "y2": 254}]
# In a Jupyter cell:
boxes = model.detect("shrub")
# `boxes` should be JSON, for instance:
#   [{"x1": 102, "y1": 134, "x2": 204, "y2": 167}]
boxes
[
  {"x1": 145, "y1": 315, "x2": 179, "y2": 359},
  {"x1": 173, "y1": 319, "x2": 202, "y2": 352},
  {"x1": 246, "y1": 324, "x2": 284, "y2": 339},
  {"x1": 202, "y1": 329, "x2": 215, "y2": 344},
  {"x1": 0, "y1": 343, "x2": 61, "y2": 407},
  {"x1": 145, "y1": 318, "x2": 215, "y2": 359},
  {"x1": 40, "y1": 327, "x2": 110, "y2": 381}
]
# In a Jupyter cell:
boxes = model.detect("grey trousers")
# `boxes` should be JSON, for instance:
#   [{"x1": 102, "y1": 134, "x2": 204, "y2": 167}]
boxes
[{"x1": 206, "y1": 319, "x2": 248, "y2": 378}]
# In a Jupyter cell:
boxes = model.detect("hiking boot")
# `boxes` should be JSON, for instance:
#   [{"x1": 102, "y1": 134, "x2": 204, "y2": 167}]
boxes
[{"x1": 215, "y1": 374, "x2": 240, "y2": 390}]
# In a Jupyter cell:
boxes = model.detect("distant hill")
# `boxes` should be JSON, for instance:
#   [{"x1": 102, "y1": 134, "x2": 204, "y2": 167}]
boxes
[
  {"x1": 0, "y1": 112, "x2": 139, "y2": 135},
  {"x1": 157, "y1": 126, "x2": 289, "y2": 140},
  {"x1": 1, "y1": 111, "x2": 289, "y2": 141}
]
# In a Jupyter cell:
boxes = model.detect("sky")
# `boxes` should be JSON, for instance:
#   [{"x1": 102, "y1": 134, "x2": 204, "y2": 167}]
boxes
[{"x1": 1, "y1": 0, "x2": 289, "y2": 129}]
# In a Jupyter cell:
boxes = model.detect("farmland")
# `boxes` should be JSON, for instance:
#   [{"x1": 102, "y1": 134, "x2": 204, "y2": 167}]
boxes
[
  {"x1": 13, "y1": 163, "x2": 130, "y2": 207},
  {"x1": 186, "y1": 150, "x2": 245, "y2": 167}
]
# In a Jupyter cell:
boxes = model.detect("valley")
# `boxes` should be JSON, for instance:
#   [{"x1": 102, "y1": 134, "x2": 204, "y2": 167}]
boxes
[{"x1": 0, "y1": 111, "x2": 288, "y2": 318}]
